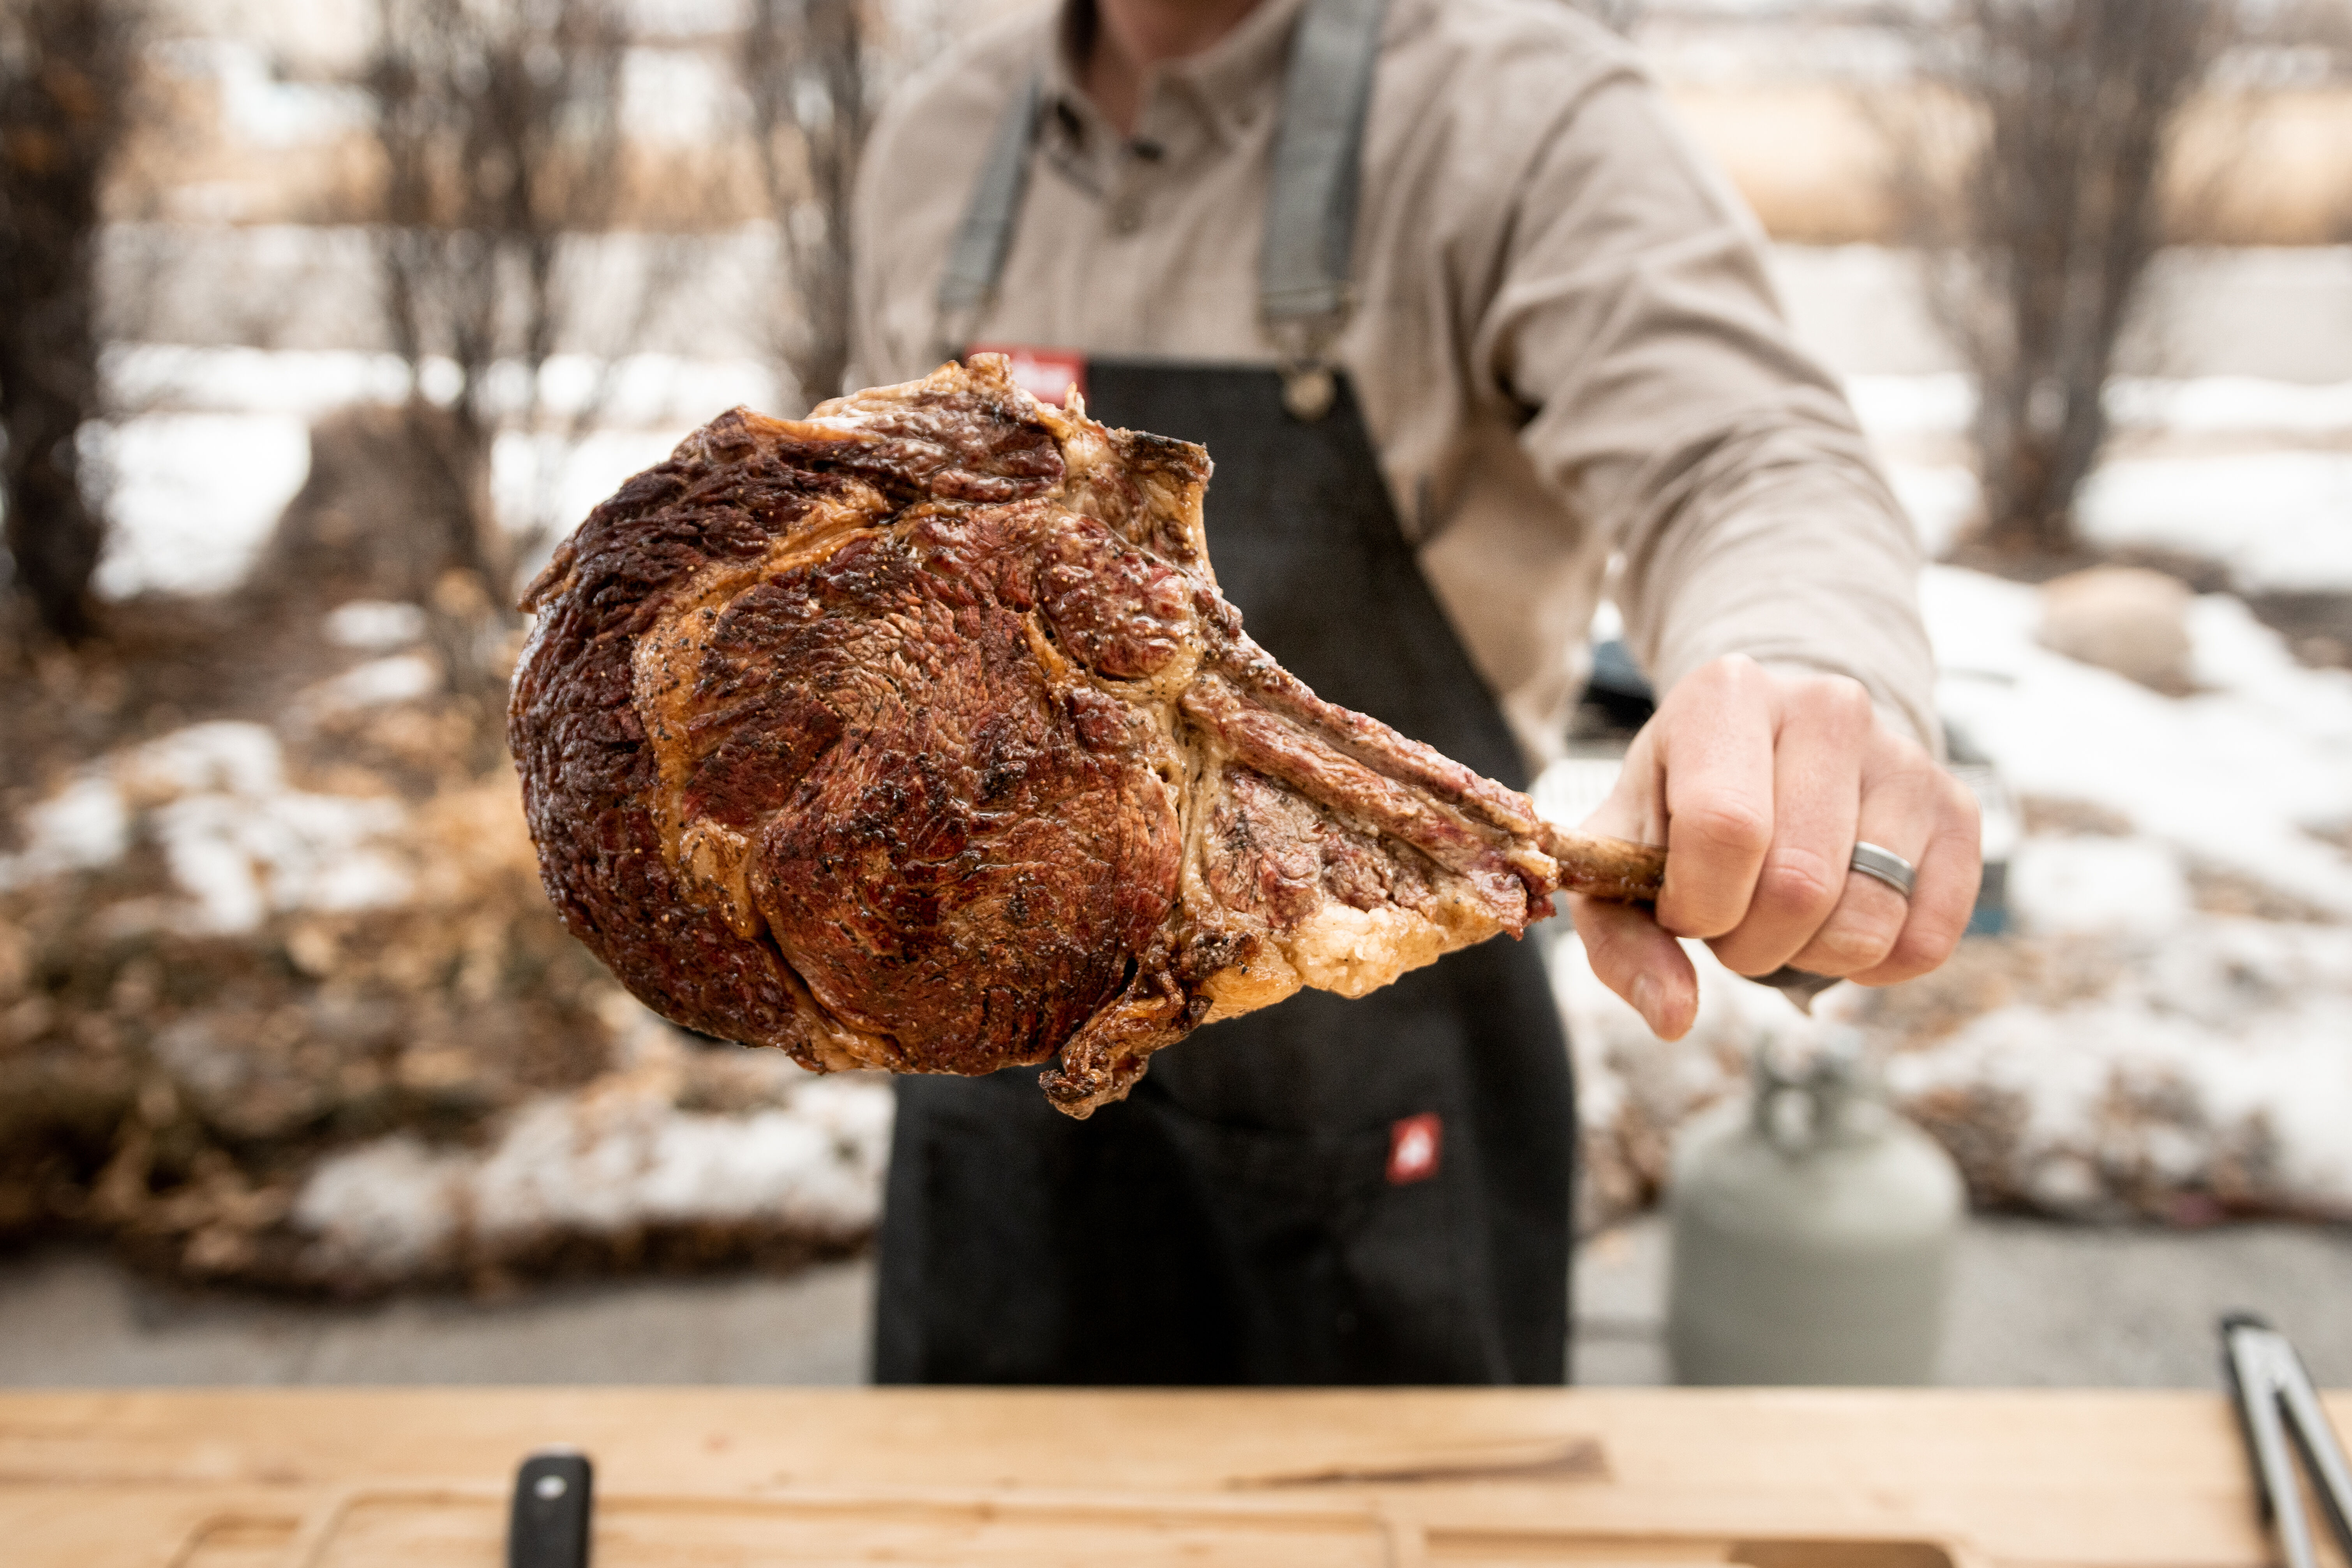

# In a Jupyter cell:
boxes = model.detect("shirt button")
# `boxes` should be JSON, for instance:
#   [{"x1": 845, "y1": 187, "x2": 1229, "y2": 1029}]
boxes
[{"x1": 1108, "y1": 196, "x2": 1143, "y2": 236}]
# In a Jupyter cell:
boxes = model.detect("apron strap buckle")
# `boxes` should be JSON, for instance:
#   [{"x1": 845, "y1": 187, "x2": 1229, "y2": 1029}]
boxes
[
  {"x1": 1281, "y1": 362, "x2": 1338, "y2": 422},
  {"x1": 1270, "y1": 311, "x2": 1347, "y2": 423}
]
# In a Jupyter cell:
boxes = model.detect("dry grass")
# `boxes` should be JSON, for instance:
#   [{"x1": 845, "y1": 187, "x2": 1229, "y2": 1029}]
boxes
[{"x1": 1669, "y1": 84, "x2": 2352, "y2": 245}]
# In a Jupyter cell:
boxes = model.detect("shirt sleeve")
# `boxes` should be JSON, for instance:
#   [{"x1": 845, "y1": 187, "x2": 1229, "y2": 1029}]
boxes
[{"x1": 1474, "y1": 71, "x2": 1940, "y2": 754}]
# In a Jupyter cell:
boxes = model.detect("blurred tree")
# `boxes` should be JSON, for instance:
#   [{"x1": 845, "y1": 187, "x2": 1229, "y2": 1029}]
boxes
[
  {"x1": 736, "y1": 0, "x2": 875, "y2": 411},
  {"x1": 362, "y1": 0, "x2": 630, "y2": 703},
  {"x1": 1893, "y1": 0, "x2": 2235, "y2": 560},
  {"x1": 0, "y1": 0, "x2": 141, "y2": 644}
]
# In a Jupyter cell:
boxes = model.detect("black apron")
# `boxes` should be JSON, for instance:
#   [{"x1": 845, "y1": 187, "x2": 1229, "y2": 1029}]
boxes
[{"x1": 872, "y1": 0, "x2": 1573, "y2": 1386}]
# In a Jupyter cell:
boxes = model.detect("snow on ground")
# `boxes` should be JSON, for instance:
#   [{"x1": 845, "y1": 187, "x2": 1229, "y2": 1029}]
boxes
[
  {"x1": 2106, "y1": 376, "x2": 2352, "y2": 436},
  {"x1": 297, "y1": 654, "x2": 440, "y2": 715},
  {"x1": 1849, "y1": 372, "x2": 2352, "y2": 588},
  {"x1": 322, "y1": 598, "x2": 426, "y2": 651},
  {"x1": 1883, "y1": 462, "x2": 1980, "y2": 559},
  {"x1": 2079, "y1": 454, "x2": 2352, "y2": 593},
  {"x1": 1887, "y1": 450, "x2": 2352, "y2": 587},
  {"x1": 1845, "y1": 371, "x2": 1977, "y2": 437},
  {"x1": 1882, "y1": 917, "x2": 2352, "y2": 1214},
  {"x1": 291, "y1": 998, "x2": 893, "y2": 1282},
  {"x1": 1848, "y1": 372, "x2": 2352, "y2": 441},
  {"x1": 78, "y1": 344, "x2": 2352, "y2": 600},
  {"x1": 0, "y1": 699, "x2": 901, "y2": 1281},
  {"x1": 88, "y1": 413, "x2": 312, "y2": 599},
  {"x1": 492, "y1": 427, "x2": 701, "y2": 555},
  {"x1": 1556, "y1": 900, "x2": 2352, "y2": 1222},
  {"x1": 87, "y1": 347, "x2": 781, "y2": 601},
  {"x1": 1930, "y1": 568, "x2": 2352, "y2": 913},
  {"x1": 101, "y1": 344, "x2": 777, "y2": 427},
  {"x1": 0, "y1": 720, "x2": 412, "y2": 932}
]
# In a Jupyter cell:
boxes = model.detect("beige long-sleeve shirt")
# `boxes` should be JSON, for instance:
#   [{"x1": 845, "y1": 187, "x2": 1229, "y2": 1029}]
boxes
[{"x1": 848, "y1": 0, "x2": 1936, "y2": 766}]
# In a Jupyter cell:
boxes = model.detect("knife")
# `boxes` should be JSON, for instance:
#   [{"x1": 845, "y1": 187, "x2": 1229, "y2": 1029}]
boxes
[{"x1": 508, "y1": 1447, "x2": 593, "y2": 1568}]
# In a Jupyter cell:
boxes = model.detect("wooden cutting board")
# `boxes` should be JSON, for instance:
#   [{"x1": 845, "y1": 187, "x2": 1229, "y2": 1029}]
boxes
[
  {"x1": 1, "y1": 1387, "x2": 2334, "y2": 1568},
  {"x1": 53, "y1": 1481, "x2": 1982, "y2": 1568}
]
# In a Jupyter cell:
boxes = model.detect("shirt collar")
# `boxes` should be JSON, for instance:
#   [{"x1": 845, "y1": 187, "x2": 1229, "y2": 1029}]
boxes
[{"x1": 1043, "y1": 0, "x2": 1311, "y2": 156}]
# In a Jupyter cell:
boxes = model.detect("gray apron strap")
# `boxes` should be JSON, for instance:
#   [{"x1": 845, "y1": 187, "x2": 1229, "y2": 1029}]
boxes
[
  {"x1": 930, "y1": 0, "x2": 1392, "y2": 419},
  {"x1": 1258, "y1": 0, "x2": 1388, "y2": 418},
  {"x1": 933, "y1": 74, "x2": 1043, "y2": 358}
]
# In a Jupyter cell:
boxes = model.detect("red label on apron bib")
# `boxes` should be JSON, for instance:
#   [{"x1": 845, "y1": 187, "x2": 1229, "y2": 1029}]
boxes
[
  {"x1": 970, "y1": 343, "x2": 1087, "y2": 407},
  {"x1": 1387, "y1": 1113, "x2": 1442, "y2": 1185}
]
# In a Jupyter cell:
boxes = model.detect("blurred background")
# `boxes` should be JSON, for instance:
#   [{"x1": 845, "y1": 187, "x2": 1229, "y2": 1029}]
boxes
[{"x1": 1, "y1": 0, "x2": 2349, "y2": 1388}]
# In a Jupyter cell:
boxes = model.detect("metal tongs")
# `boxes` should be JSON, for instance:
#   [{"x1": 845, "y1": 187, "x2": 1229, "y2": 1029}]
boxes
[{"x1": 2222, "y1": 1313, "x2": 2352, "y2": 1568}]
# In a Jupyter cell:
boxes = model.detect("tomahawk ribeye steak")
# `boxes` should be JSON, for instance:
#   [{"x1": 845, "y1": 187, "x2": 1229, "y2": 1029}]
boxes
[{"x1": 508, "y1": 356, "x2": 1661, "y2": 1116}]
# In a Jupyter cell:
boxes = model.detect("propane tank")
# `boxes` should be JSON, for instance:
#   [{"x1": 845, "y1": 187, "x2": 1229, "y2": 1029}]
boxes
[{"x1": 1666, "y1": 1030, "x2": 1964, "y2": 1385}]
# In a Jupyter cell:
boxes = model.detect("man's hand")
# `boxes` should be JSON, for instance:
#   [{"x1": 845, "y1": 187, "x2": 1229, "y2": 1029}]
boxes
[{"x1": 1568, "y1": 655, "x2": 1981, "y2": 1039}]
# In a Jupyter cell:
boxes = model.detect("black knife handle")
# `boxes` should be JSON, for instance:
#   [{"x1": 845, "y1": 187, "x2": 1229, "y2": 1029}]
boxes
[{"x1": 508, "y1": 1448, "x2": 593, "y2": 1568}]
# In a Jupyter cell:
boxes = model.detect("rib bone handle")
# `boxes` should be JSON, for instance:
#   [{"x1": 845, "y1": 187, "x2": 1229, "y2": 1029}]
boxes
[{"x1": 1539, "y1": 827, "x2": 1667, "y2": 905}]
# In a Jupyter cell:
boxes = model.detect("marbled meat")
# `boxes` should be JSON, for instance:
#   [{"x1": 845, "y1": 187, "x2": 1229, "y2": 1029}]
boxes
[{"x1": 508, "y1": 356, "x2": 1661, "y2": 1116}]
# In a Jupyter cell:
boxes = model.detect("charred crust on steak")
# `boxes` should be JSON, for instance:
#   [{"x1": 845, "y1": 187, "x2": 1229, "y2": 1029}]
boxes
[{"x1": 510, "y1": 355, "x2": 1644, "y2": 1116}]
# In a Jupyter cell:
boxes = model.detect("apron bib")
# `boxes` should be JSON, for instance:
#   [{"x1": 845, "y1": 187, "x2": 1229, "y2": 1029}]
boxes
[{"x1": 873, "y1": 0, "x2": 1573, "y2": 1386}]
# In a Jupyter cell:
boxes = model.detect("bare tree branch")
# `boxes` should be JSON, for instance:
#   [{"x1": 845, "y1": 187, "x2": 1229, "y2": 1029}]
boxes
[
  {"x1": 738, "y1": 0, "x2": 875, "y2": 413},
  {"x1": 362, "y1": 0, "x2": 637, "y2": 711}
]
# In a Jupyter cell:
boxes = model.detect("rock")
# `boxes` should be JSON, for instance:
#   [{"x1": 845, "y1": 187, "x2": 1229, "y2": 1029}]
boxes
[{"x1": 2038, "y1": 566, "x2": 2194, "y2": 692}]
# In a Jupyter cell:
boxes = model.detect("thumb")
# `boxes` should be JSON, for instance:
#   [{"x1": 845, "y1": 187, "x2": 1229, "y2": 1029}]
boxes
[{"x1": 1566, "y1": 753, "x2": 1696, "y2": 1039}]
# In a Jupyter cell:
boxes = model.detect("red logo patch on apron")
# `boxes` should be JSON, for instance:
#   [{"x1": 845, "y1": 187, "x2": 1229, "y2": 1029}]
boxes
[
  {"x1": 1387, "y1": 1112, "x2": 1442, "y2": 1185},
  {"x1": 969, "y1": 343, "x2": 1087, "y2": 407}
]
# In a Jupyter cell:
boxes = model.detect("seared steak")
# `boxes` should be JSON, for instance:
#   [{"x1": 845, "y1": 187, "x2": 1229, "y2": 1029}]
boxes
[{"x1": 509, "y1": 356, "x2": 1660, "y2": 1116}]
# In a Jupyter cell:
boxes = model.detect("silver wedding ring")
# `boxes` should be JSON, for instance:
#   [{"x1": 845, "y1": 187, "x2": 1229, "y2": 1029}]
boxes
[
  {"x1": 1750, "y1": 844, "x2": 1918, "y2": 1012},
  {"x1": 1849, "y1": 841, "x2": 1917, "y2": 900}
]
